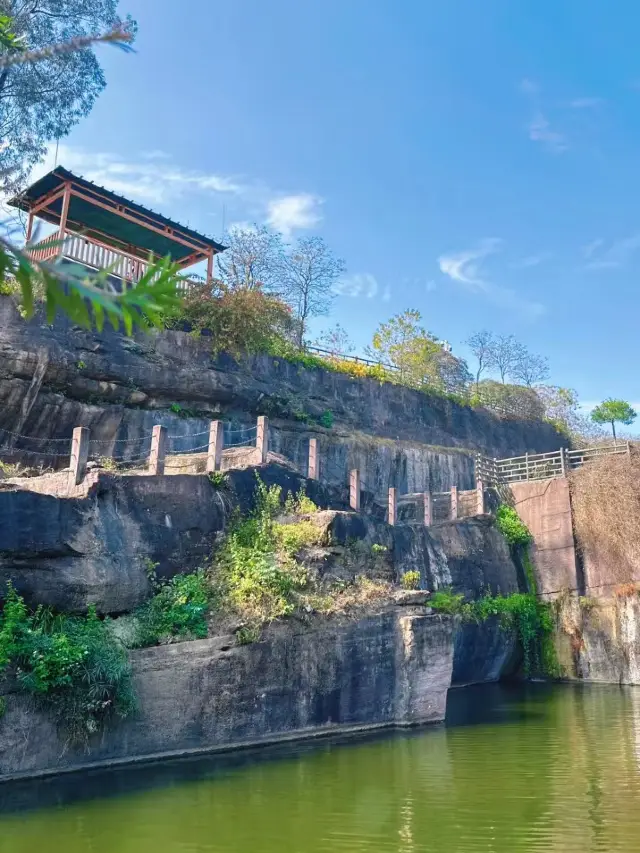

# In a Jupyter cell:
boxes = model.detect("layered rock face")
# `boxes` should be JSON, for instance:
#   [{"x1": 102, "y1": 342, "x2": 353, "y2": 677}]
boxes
[
  {"x1": 0, "y1": 297, "x2": 565, "y2": 502},
  {"x1": 0, "y1": 609, "x2": 454, "y2": 780}
]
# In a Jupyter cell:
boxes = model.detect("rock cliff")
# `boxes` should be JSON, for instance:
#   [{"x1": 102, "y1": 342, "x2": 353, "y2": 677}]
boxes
[
  {"x1": 0, "y1": 608, "x2": 453, "y2": 780},
  {"x1": 0, "y1": 296, "x2": 565, "y2": 502}
]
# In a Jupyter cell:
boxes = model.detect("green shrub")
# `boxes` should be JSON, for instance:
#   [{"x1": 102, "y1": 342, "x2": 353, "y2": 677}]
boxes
[
  {"x1": 208, "y1": 471, "x2": 228, "y2": 489},
  {"x1": 318, "y1": 410, "x2": 334, "y2": 429},
  {"x1": 496, "y1": 504, "x2": 533, "y2": 548},
  {"x1": 427, "y1": 586, "x2": 559, "y2": 677},
  {"x1": 0, "y1": 585, "x2": 134, "y2": 741},
  {"x1": 0, "y1": 696, "x2": 5, "y2": 718},
  {"x1": 401, "y1": 571, "x2": 421, "y2": 590},
  {"x1": 133, "y1": 571, "x2": 210, "y2": 647},
  {"x1": 284, "y1": 486, "x2": 318, "y2": 516}
]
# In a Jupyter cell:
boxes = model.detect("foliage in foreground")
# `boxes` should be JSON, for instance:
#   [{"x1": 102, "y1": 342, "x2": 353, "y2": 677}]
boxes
[
  {"x1": 0, "y1": 585, "x2": 134, "y2": 741},
  {"x1": 428, "y1": 588, "x2": 559, "y2": 677}
]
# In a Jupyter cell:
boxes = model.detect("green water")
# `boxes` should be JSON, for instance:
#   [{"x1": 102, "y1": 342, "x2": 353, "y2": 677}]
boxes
[{"x1": 3, "y1": 683, "x2": 640, "y2": 852}]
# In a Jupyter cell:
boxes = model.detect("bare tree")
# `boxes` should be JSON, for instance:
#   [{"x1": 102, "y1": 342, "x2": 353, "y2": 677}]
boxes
[
  {"x1": 490, "y1": 334, "x2": 527, "y2": 383},
  {"x1": 278, "y1": 236, "x2": 345, "y2": 347},
  {"x1": 314, "y1": 323, "x2": 354, "y2": 357},
  {"x1": 217, "y1": 225, "x2": 284, "y2": 292},
  {"x1": 512, "y1": 353, "x2": 549, "y2": 387},
  {"x1": 466, "y1": 330, "x2": 496, "y2": 392}
]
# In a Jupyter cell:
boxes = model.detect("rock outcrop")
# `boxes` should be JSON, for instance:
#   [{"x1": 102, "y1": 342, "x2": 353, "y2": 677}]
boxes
[{"x1": 0, "y1": 608, "x2": 453, "y2": 780}]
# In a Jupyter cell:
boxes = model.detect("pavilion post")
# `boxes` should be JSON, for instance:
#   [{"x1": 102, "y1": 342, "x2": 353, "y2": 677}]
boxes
[
  {"x1": 58, "y1": 182, "x2": 71, "y2": 257},
  {"x1": 206, "y1": 251, "x2": 214, "y2": 284},
  {"x1": 26, "y1": 212, "x2": 34, "y2": 244}
]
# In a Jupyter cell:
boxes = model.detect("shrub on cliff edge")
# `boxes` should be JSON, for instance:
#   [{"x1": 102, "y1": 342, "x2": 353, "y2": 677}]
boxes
[{"x1": 0, "y1": 585, "x2": 135, "y2": 741}]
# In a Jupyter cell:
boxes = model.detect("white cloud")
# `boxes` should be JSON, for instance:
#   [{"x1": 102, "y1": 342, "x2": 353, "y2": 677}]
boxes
[
  {"x1": 438, "y1": 238, "x2": 503, "y2": 285},
  {"x1": 511, "y1": 252, "x2": 551, "y2": 269},
  {"x1": 585, "y1": 233, "x2": 640, "y2": 270},
  {"x1": 19, "y1": 144, "x2": 323, "y2": 239},
  {"x1": 382, "y1": 284, "x2": 392, "y2": 302},
  {"x1": 520, "y1": 78, "x2": 540, "y2": 96},
  {"x1": 438, "y1": 239, "x2": 545, "y2": 318},
  {"x1": 570, "y1": 97, "x2": 604, "y2": 109},
  {"x1": 528, "y1": 112, "x2": 568, "y2": 153},
  {"x1": 266, "y1": 194, "x2": 323, "y2": 237},
  {"x1": 332, "y1": 273, "x2": 378, "y2": 299}
]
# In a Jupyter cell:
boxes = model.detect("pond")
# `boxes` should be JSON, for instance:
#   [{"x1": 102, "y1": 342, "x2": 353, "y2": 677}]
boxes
[{"x1": 2, "y1": 683, "x2": 640, "y2": 852}]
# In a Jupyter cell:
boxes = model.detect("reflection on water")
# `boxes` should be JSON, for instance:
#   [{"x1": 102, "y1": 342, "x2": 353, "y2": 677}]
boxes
[{"x1": 2, "y1": 683, "x2": 640, "y2": 851}]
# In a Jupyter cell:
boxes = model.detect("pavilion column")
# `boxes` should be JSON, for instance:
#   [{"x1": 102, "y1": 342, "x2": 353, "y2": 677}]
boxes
[
  {"x1": 206, "y1": 251, "x2": 214, "y2": 284},
  {"x1": 58, "y1": 182, "x2": 71, "y2": 257},
  {"x1": 26, "y1": 212, "x2": 34, "y2": 244}
]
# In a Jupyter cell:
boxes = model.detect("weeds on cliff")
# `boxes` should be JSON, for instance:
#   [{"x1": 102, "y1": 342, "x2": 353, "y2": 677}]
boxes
[
  {"x1": 133, "y1": 571, "x2": 210, "y2": 647},
  {"x1": 210, "y1": 478, "x2": 329, "y2": 639},
  {"x1": 427, "y1": 587, "x2": 559, "y2": 677},
  {"x1": 401, "y1": 571, "x2": 421, "y2": 590},
  {"x1": 570, "y1": 455, "x2": 640, "y2": 586},
  {"x1": 496, "y1": 505, "x2": 533, "y2": 549},
  {"x1": 0, "y1": 584, "x2": 135, "y2": 741}
]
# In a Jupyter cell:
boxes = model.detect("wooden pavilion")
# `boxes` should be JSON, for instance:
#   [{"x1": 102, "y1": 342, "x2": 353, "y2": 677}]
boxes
[{"x1": 9, "y1": 166, "x2": 226, "y2": 286}]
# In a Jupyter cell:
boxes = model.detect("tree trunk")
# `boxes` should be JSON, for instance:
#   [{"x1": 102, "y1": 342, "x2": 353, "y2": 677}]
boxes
[{"x1": 612, "y1": 421, "x2": 617, "y2": 442}]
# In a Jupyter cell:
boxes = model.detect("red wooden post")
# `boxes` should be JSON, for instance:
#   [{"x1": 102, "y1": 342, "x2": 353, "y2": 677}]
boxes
[
  {"x1": 450, "y1": 486, "x2": 458, "y2": 520},
  {"x1": 349, "y1": 469, "x2": 361, "y2": 511},
  {"x1": 308, "y1": 438, "x2": 319, "y2": 480},
  {"x1": 67, "y1": 427, "x2": 89, "y2": 492},
  {"x1": 206, "y1": 420, "x2": 224, "y2": 473},
  {"x1": 388, "y1": 487, "x2": 397, "y2": 526},
  {"x1": 206, "y1": 251, "x2": 214, "y2": 284},
  {"x1": 149, "y1": 425, "x2": 167, "y2": 475},
  {"x1": 58, "y1": 182, "x2": 71, "y2": 257},
  {"x1": 423, "y1": 492, "x2": 433, "y2": 526},
  {"x1": 26, "y1": 212, "x2": 34, "y2": 244},
  {"x1": 256, "y1": 416, "x2": 269, "y2": 464}
]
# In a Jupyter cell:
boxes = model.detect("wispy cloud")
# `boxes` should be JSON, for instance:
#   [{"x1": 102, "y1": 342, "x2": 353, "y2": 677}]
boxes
[
  {"x1": 332, "y1": 273, "x2": 379, "y2": 299},
  {"x1": 520, "y1": 79, "x2": 569, "y2": 154},
  {"x1": 528, "y1": 112, "x2": 568, "y2": 153},
  {"x1": 426, "y1": 280, "x2": 437, "y2": 292},
  {"x1": 569, "y1": 97, "x2": 604, "y2": 109},
  {"x1": 584, "y1": 233, "x2": 640, "y2": 270},
  {"x1": 266, "y1": 194, "x2": 323, "y2": 238},
  {"x1": 511, "y1": 252, "x2": 552, "y2": 269},
  {"x1": 24, "y1": 144, "x2": 323, "y2": 239},
  {"x1": 438, "y1": 239, "x2": 545, "y2": 318}
]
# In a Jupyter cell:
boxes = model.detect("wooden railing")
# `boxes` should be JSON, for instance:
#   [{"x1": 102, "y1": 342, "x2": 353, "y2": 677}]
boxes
[
  {"x1": 476, "y1": 442, "x2": 631, "y2": 484},
  {"x1": 27, "y1": 232, "x2": 199, "y2": 291},
  {"x1": 28, "y1": 232, "x2": 150, "y2": 282}
]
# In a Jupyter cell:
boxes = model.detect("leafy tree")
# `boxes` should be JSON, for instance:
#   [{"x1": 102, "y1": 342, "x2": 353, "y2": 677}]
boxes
[
  {"x1": 0, "y1": 11, "x2": 182, "y2": 331},
  {"x1": 466, "y1": 330, "x2": 495, "y2": 392},
  {"x1": 367, "y1": 309, "x2": 440, "y2": 384},
  {"x1": 367, "y1": 309, "x2": 471, "y2": 394},
  {"x1": 313, "y1": 323, "x2": 354, "y2": 357},
  {"x1": 277, "y1": 236, "x2": 345, "y2": 347},
  {"x1": 512, "y1": 352, "x2": 549, "y2": 387},
  {"x1": 0, "y1": 1, "x2": 135, "y2": 194},
  {"x1": 217, "y1": 225, "x2": 284, "y2": 293},
  {"x1": 590, "y1": 398, "x2": 637, "y2": 441},
  {"x1": 488, "y1": 334, "x2": 527, "y2": 384}
]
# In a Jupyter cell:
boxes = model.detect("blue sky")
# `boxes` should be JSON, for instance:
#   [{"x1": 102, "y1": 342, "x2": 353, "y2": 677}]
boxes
[{"x1": 24, "y1": 1, "x2": 640, "y2": 423}]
